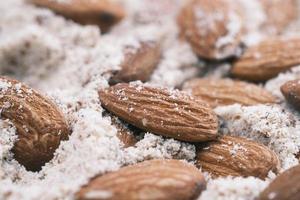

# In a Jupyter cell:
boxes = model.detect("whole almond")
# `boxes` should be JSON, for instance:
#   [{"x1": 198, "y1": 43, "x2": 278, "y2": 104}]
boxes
[
  {"x1": 183, "y1": 78, "x2": 276, "y2": 108},
  {"x1": 109, "y1": 41, "x2": 161, "y2": 85},
  {"x1": 281, "y1": 79, "x2": 300, "y2": 111},
  {"x1": 231, "y1": 37, "x2": 300, "y2": 82},
  {"x1": 258, "y1": 164, "x2": 300, "y2": 200},
  {"x1": 0, "y1": 77, "x2": 69, "y2": 171},
  {"x1": 177, "y1": 0, "x2": 243, "y2": 60},
  {"x1": 76, "y1": 159, "x2": 206, "y2": 200},
  {"x1": 196, "y1": 135, "x2": 279, "y2": 179},
  {"x1": 30, "y1": 0, "x2": 125, "y2": 32},
  {"x1": 261, "y1": 0, "x2": 297, "y2": 34},
  {"x1": 99, "y1": 83, "x2": 218, "y2": 142}
]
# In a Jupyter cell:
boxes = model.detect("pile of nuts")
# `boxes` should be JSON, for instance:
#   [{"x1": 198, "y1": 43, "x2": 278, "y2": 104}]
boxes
[{"x1": 2, "y1": 0, "x2": 300, "y2": 199}]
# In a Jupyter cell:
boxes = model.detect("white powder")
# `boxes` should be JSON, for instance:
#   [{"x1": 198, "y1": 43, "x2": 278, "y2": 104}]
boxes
[
  {"x1": 123, "y1": 133, "x2": 196, "y2": 165},
  {"x1": 150, "y1": 39, "x2": 202, "y2": 88},
  {"x1": 199, "y1": 177, "x2": 268, "y2": 200},
  {"x1": 237, "y1": 0, "x2": 266, "y2": 46}
]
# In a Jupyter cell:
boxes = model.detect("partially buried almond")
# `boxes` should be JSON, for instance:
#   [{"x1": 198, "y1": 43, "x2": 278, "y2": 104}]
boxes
[
  {"x1": 0, "y1": 77, "x2": 70, "y2": 171},
  {"x1": 30, "y1": 0, "x2": 125, "y2": 32},
  {"x1": 109, "y1": 41, "x2": 161, "y2": 85},
  {"x1": 281, "y1": 79, "x2": 300, "y2": 111},
  {"x1": 258, "y1": 164, "x2": 300, "y2": 200},
  {"x1": 183, "y1": 78, "x2": 276, "y2": 108},
  {"x1": 196, "y1": 135, "x2": 280, "y2": 179},
  {"x1": 99, "y1": 83, "x2": 219, "y2": 142},
  {"x1": 177, "y1": 0, "x2": 244, "y2": 60},
  {"x1": 76, "y1": 159, "x2": 206, "y2": 200},
  {"x1": 231, "y1": 37, "x2": 300, "y2": 82},
  {"x1": 108, "y1": 114, "x2": 138, "y2": 148}
]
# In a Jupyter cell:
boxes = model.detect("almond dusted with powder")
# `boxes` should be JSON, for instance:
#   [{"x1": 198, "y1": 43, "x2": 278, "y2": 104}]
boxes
[
  {"x1": 258, "y1": 164, "x2": 300, "y2": 200},
  {"x1": 231, "y1": 37, "x2": 300, "y2": 82},
  {"x1": 76, "y1": 159, "x2": 206, "y2": 200},
  {"x1": 183, "y1": 78, "x2": 276, "y2": 108},
  {"x1": 109, "y1": 41, "x2": 161, "y2": 85},
  {"x1": 281, "y1": 79, "x2": 300, "y2": 111},
  {"x1": 196, "y1": 135, "x2": 280, "y2": 179},
  {"x1": 177, "y1": 0, "x2": 244, "y2": 60},
  {"x1": 99, "y1": 83, "x2": 219, "y2": 142},
  {"x1": 0, "y1": 77, "x2": 69, "y2": 171},
  {"x1": 30, "y1": 0, "x2": 125, "y2": 32}
]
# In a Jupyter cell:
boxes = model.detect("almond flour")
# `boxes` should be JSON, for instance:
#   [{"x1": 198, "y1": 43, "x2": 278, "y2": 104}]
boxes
[{"x1": 1, "y1": 0, "x2": 300, "y2": 200}]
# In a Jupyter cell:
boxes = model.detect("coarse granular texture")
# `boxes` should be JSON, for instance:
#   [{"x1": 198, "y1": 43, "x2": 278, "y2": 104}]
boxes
[
  {"x1": 198, "y1": 176, "x2": 269, "y2": 200},
  {"x1": 1, "y1": 0, "x2": 300, "y2": 200}
]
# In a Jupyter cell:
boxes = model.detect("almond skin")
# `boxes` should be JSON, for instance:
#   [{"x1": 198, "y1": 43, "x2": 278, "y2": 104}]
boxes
[
  {"x1": 231, "y1": 37, "x2": 300, "y2": 82},
  {"x1": 0, "y1": 77, "x2": 69, "y2": 171},
  {"x1": 30, "y1": 0, "x2": 125, "y2": 32},
  {"x1": 183, "y1": 78, "x2": 276, "y2": 108},
  {"x1": 196, "y1": 135, "x2": 280, "y2": 179},
  {"x1": 76, "y1": 159, "x2": 206, "y2": 200},
  {"x1": 281, "y1": 79, "x2": 300, "y2": 111},
  {"x1": 109, "y1": 41, "x2": 161, "y2": 85},
  {"x1": 258, "y1": 164, "x2": 300, "y2": 200},
  {"x1": 99, "y1": 83, "x2": 219, "y2": 142},
  {"x1": 177, "y1": 0, "x2": 243, "y2": 60}
]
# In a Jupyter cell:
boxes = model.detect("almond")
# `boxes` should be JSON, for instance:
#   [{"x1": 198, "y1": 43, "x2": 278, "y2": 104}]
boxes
[
  {"x1": 30, "y1": 0, "x2": 125, "y2": 32},
  {"x1": 109, "y1": 114, "x2": 138, "y2": 148},
  {"x1": 0, "y1": 77, "x2": 69, "y2": 171},
  {"x1": 261, "y1": 0, "x2": 297, "y2": 34},
  {"x1": 99, "y1": 83, "x2": 219, "y2": 142},
  {"x1": 177, "y1": 0, "x2": 244, "y2": 60},
  {"x1": 76, "y1": 159, "x2": 206, "y2": 200},
  {"x1": 109, "y1": 41, "x2": 161, "y2": 85},
  {"x1": 183, "y1": 78, "x2": 276, "y2": 108},
  {"x1": 258, "y1": 164, "x2": 300, "y2": 200},
  {"x1": 281, "y1": 79, "x2": 300, "y2": 111},
  {"x1": 231, "y1": 37, "x2": 300, "y2": 82},
  {"x1": 196, "y1": 135, "x2": 280, "y2": 179}
]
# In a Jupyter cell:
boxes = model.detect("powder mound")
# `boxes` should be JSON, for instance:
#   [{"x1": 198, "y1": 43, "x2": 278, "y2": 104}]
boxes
[
  {"x1": 0, "y1": 26, "x2": 64, "y2": 84},
  {"x1": 198, "y1": 176, "x2": 268, "y2": 200},
  {"x1": 123, "y1": 133, "x2": 196, "y2": 165}
]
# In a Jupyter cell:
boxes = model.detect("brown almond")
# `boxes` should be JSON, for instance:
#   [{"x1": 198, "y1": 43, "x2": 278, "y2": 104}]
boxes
[
  {"x1": 261, "y1": 0, "x2": 297, "y2": 34},
  {"x1": 258, "y1": 164, "x2": 300, "y2": 200},
  {"x1": 196, "y1": 135, "x2": 280, "y2": 179},
  {"x1": 109, "y1": 41, "x2": 161, "y2": 85},
  {"x1": 76, "y1": 159, "x2": 206, "y2": 200},
  {"x1": 99, "y1": 83, "x2": 219, "y2": 142},
  {"x1": 183, "y1": 78, "x2": 276, "y2": 108},
  {"x1": 281, "y1": 79, "x2": 300, "y2": 111},
  {"x1": 0, "y1": 77, "x2": 69, "y2": 171},
  {"x1": 231, "y1": 37, "x2": 300, "y2": 82},
  {"x1": 177, "y1": 0, "x2": 244, "y2": 60},
  {"x1": 30, "y1": 0, "x2": 125, "y2": 32}
]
